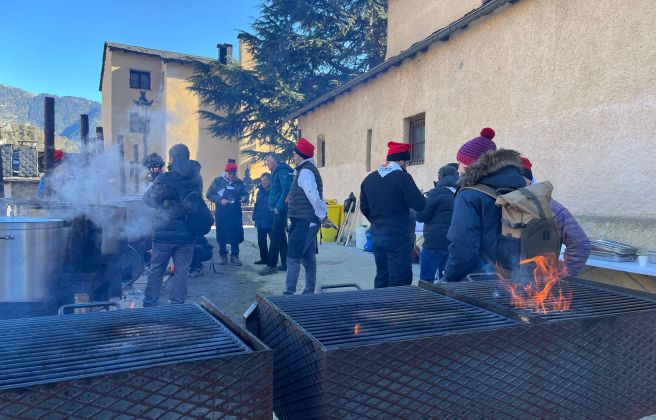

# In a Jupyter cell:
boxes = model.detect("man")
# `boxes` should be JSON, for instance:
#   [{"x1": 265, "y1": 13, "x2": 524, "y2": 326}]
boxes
[
  {"x1": 36, "y1": 149, "x2": 65, "y2": 198},
  {"x1": 259, "y1": 153, "x2": 293, "y2": 275},
  {"x1": 253, "y1": 173, "x2": 273, "y2": 264},
  {"x1": 143, "y1": 144, "x2": 202, "y2": 306},
  {"x1": 443, "y1": 128, "x2": 527, "y2": 282},
  {"x1": 415, "y1": 165, "x2": 458, "y2": 282},
  {"x1": 519, "y1": 157, "x2": 591, "y2": 277},
  {"x1": 206, "y1": 159, "x2": 247, "y2": 266},
  {"x1": 284, "y1": 138, "x2": 328, "y2": 294},
  {"x1": 143, "y1": 153, "x2": 165, "y2": 186},
  {"x1": 360, "y1": 142, "x2": 426, "y2": 288}
]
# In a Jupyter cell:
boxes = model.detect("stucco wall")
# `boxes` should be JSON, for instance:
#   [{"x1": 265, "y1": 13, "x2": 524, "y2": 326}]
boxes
[
  {"x1": 386, "y1": 0, "x2": 482, "y2": 58},
  {"x1": 299, "y1": 0, "x2": 656, "y2": 250}
]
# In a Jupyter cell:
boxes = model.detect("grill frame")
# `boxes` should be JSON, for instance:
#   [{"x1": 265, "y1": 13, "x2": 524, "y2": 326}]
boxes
[
  {"x1": 0, "y1": 298, "x2": 273, "y2": 419},
  {"x1": 253, "y1": 284, "x2": 656, "y2": 419}
]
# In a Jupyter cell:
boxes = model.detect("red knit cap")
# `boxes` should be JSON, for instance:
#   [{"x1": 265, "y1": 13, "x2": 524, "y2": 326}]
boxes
[
  {"x1": 520, "y1": 157, "x2": 532, "y2": 170},
  {"x1": 456, "y1": 128, "x2": 497, "y2": 165},
  {"x1": 54, "y1": 149, "x2": 64, "y2": 162},
  {"x1": 225, "y1": 159, "x2": 238, "y2": 172},
  {"x1": 294, "y1": 138, "x2": 315, "y2": 159},
  {"x1": 386, "y1": 141, "x2": 411, "y2": 161}
]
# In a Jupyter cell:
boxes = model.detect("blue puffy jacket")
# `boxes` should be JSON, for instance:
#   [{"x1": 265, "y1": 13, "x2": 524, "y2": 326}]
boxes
[
  {"x1": 268, "y1": 162, "x2": 293, "y2": 212},
  {"x1": 443, "y1": 149, "x2": 526, "y2": 282}
]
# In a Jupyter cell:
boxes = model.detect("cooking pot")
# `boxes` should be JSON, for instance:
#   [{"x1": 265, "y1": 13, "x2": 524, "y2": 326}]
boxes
[{"x1": 0, "y1": 217, "x2": 65, "y2": 303}]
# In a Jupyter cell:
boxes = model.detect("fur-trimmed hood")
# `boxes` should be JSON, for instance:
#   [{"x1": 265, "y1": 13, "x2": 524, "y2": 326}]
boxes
[{"x1": 458, "y1": 149, "x2": 524, "y2": 188}]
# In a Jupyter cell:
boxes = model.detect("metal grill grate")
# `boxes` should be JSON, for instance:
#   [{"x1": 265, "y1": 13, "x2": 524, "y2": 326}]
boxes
[
  {"x1": 426, "y1": 278, "x2": 656, "y2": 322},
  {"x1": 266, "y1": 286, "x2": 517, "y2": 348},
  {"x1": 0, "y1": 304, "x2": 251, "y2": 390}
]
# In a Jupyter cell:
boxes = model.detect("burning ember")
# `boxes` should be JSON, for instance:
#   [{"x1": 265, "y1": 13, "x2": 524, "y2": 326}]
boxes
[
  {"x1": 353, "y1": 323, "x2": 362, "y2": 335},
  {"x1": 499, "y1": 253, "x2": 572, "y2": 314}
]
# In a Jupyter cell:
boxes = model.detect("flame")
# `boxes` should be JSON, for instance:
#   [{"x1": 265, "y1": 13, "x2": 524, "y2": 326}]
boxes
[
  {"x1": 354, "y1": 323, "x2": 361, "y2": 335},
  {"x1": 499, "y1": 253, "x2": 572, "y2": 314}
]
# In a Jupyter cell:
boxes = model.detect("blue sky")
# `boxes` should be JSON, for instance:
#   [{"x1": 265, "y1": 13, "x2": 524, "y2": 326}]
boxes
[{"x1": 0, "y1": 0, "x2": 261, "y2": 101}]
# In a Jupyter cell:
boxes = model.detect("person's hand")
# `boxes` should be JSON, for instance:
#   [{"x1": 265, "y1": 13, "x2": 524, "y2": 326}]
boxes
[
  {"x1": 220, "y1": 199, "x2": 228, "y2": 206},
  {"x1": 273, "y1": 208, "x2": 280, "y2": 216}
]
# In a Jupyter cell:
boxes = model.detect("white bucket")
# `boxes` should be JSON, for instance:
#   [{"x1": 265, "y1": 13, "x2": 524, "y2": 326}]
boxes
[{"x1": 355, "y1": 226, "x2": 368, "y2": 250}]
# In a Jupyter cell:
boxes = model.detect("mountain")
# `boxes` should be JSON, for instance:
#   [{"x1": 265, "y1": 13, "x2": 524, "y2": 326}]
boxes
[{"x1": 0, "y1": 84, "x2": 101, "y2": 140}]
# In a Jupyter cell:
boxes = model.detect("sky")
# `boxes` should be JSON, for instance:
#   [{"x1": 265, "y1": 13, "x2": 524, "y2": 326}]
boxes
[{"x1": 0, "y1": 0, "x2": 261, "y2": 102}]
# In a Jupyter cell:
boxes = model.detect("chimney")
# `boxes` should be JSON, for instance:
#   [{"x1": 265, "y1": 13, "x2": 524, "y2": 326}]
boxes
[{"x1": 217, "y1": 43, "x2": 233, "y2": 65}]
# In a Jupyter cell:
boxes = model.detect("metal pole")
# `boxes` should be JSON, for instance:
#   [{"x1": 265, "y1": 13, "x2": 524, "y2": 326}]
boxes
[
  {"x1": 80, "y1": 114, "x2": 89, "y2": 147},
  {"x1": 117, "y1": 135, "x2": 126, "y2": 196},
  {"x1": 95, "y1": 127, "x2": 104, "y2": 154},
  {"x1": 0, "y1": 147, "x2": 4, "y2": 198},
  {"x1": 44, "y1": 97, "x2": 55, "y2": 172},
  {"x1": 133, "y1": 144, "x2": 139, "y2": 193}
]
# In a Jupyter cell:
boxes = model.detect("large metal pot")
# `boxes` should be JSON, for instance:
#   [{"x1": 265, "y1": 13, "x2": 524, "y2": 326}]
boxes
[{"x1": 0, "y1": 217, "x2": 65, "y2": 303}]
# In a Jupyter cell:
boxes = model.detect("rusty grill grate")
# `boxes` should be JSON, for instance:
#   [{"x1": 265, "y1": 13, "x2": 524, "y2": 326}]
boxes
[{"x1": 0, "y1": 300, "x2": 273, "y2": 419}]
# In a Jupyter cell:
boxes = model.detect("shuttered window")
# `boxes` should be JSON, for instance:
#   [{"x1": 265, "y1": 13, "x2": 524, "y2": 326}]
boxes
[
  {"x1": 408, "y1": 114, "x2": 425, "y2": 166},
  {"x1": 129, "y1": 70, "x2": 151, "y2": 90}
]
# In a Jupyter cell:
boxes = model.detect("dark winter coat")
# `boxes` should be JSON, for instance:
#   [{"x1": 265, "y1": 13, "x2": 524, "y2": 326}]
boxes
[
  {"x1": 206, "y1": 175, "x2": 247, "y2": 244},
  {"x1": 268, "y1": 162, "x2": 294, "y2": 212},
  {"x1": 253, "y1": 186, "x2": 273, "y2": 230},
  {"x1": 143, "y1": 159, "x2": 203, "y2": 244},
  {"x1": 415, "y1": 175, "x2": 457, "y2": 250},
  {"x1": 443, "y1": 149, "x2": 527, "y2": 282},
  {"x1": 360, "y1": 163, "x2": 426, "y2": 236},
  {"x1": 552, "y1": 199, "x2": 591, "y2": 276}
]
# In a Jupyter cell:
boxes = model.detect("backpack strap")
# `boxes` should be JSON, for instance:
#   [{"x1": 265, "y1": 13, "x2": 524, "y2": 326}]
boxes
[
  {"x1": 460, "y1": 184, "x2": 499, "y2": 200},
  {"x1": 518, "y1": 187, "x2": 547, "y2": 219}
]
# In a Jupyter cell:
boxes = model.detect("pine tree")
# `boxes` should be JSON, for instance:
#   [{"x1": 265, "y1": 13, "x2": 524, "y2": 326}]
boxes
[{"x1": 189, "y1": 0, "x2": 387, "y2": 162}]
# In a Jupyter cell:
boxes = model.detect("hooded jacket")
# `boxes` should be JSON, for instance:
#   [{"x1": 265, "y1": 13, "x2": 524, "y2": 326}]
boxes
[
  {"x1": 415, "y1": 175, "x2": 457, "y2": 250},
  {"x1": 443, "y1": 149, "x2": 526, "y2": 282},
  {"x1": 268, "y1": 162, "x2": 294, "y2": 213},
  {"x1": 143, "y1": 159, "x2": 203, "y2": 244}
]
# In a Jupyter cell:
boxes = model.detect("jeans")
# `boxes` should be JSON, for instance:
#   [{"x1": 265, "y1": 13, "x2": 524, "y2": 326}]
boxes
[
  {"x1": 257, "y1": 228, "x2": 272, "y2": 261},
  {"x1": 144, "y1": 241, "x2": 194, "y2": 305},
  {"x1": 284, "y1": 218, "x2": 320, "y2": 294},
  {"x1": 267, "y1": 211, "x2": 288, "y2": 267},
  {"x1": 217, "y1": 237, "x2": 239, "y2": 256},
  {"x1": 420, "y1": 248, "x2": 449, "y2": 281},
  {"x1": 372, "y1": 233, "x2": 414, "y2": 288}
]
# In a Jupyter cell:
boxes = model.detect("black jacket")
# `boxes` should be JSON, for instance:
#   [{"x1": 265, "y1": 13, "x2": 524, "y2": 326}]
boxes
[
  {"x1": 253, "y1": 186, "x2": 273, "y2": 230},
  {"x1": 360, "y1": 163, "x2": 426, "y2": 236},
  {"x1": 415, "y1": 175, "x2": 457, "y2": 250},
  {"x1": 143, "y1": 159, "x2": 203, "y2": 244},
  {"x1": 206, "y1": 175, "x2": 247, "y2": 244},
  {"x1": 443, "y1": 149, "x2": 527, "y2": 282}
]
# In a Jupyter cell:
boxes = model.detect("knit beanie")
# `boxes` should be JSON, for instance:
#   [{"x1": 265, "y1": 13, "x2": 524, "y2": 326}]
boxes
[
  {"x1": 456, "y1": 128, "x2": 497, "y2": 165},
  {"x1": 386, "y1": 142, "x2": 411, "y2": 161},
  {"x1": 438, "y1": 165, "x2": 457, "y2": 179},
  {"x1": 294, "y1": 138, "x2": 315, "y2": 159},
  {"x1": 520, "y1": 157, "x2": 533, "y2": 181},
  {"x1": 225, "y1": 159, "x2": 238, "y2": 172}
]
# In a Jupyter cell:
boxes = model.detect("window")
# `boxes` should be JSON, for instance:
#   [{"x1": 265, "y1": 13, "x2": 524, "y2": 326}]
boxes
[
  {"x1": 366, "y1": 129, "x2": 372, "y2": 171},
  {"x1": 129, "y1": 70, "x2": 151, "y2": 90},
  {"x1": 129, "y1": 112, "x2": 149, "y2": 134},
  {"x1": 317, "y1": 135, "x2": 325, "y2": 168},
  {"x1": 405, "y1": 113, "x2": 425, "y2": 166}
]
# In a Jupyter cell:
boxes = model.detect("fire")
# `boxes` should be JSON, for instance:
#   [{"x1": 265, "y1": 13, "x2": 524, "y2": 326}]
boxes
[
  {"x1": 499, "y1": 253, "x2": 572, "y2": 314},
  {"x1": 354, "y1": 323, "x2": 361, "y2": 335}
]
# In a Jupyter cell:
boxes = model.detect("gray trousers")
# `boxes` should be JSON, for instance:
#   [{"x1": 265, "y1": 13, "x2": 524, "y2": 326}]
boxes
[
  {"x1": 144, "y1": 241, "x2": 194, "y2": 306},
  {"x1": 284, "y1": 219, "x2": 320, "y2": 295}
]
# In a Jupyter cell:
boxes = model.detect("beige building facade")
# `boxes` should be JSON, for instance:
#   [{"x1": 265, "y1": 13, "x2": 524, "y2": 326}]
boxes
[
  {"x1": 294, "y1": 0, "x2": 656, "y2": 251},
  {"x1": 99, "y1": 42, "x2": 242, "y2": 187}
]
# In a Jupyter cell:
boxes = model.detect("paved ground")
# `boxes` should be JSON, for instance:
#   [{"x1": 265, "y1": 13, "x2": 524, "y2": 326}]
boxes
[{"x1": 124, "y1": 226, "x2": 422, "y2": 327}]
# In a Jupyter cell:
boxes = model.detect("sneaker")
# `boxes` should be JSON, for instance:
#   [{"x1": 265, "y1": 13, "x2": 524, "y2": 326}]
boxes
[
  {"x1": 277, "y1": 265, "x2": 287, "y2": 272},
  {"x1": 189, "y1": 268, "x2": 202, "y2": 278},
  {"x1": 254, "y1": 260, "x2": 267, "y2": 265},
  {"x1": 259, "y1": 266, "x2": 278, "y2": 276},
  {"x1": 230, "y1": 255, "x2": 243, "y2": 266},
  {"x1": 219, "y1": 255, "x2": 228, "y2": 265}
]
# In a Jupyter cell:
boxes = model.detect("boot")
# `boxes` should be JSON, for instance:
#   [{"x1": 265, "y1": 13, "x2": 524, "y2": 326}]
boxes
[
  {"x1": 219, "y1": 255, "x2": 228, "y2": 265},
  {"x1": 259, "y1": 266, "x2": 278, "y2": 276},
  {"x1": 230, "y1": 255, "x2": 243, "y2": 266}
]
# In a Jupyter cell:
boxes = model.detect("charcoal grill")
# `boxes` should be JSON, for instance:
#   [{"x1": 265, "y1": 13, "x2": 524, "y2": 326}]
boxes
[
  {"x1": 251, "y1": 284, "x2": 656, "y2": 419},
  {"x1": 0, "y1": 298, "x2": 272, "y2": 419}
]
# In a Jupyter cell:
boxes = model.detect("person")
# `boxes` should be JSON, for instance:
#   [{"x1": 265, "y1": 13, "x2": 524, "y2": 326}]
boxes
[
  {"x1": 206, "y1": 159, "x2": 248, "y2": 266},
  {"x1": 142, "y1": 144, "x2": 202, "y2": 306},
  {"x1": 284, "y1": 138, "x2": 328, "y2": 294},
  {"x1": 253, "y1": 173, "x2": 273, "y2": 264},
  {"x1": 36, "y1": 149, "x2": 65, "y2": 198},
  {"x1": 360, "y1": 142, "x2": 426, "y2": 288},
  {"x1": 443, "y1": 128, "x2": 528, "y2": 282},
  {"x1": 190, "y1": 235, "x2": 214, "y2": 277},
  {"x1": 259, "y1": 153, "x2": 293, "y2": 276},
  {"x1": 519, "y1": 157, "x2": 591, "y2": 277},
  {"x1": 415, "y1": 165, "x2": 458, "y2": 282},
  {"x1": 243, "y1": 167, "x2": 254, "y2": 205},
  {"x1": 143, "y1": 153, "x2": 165, "y2": 186}
]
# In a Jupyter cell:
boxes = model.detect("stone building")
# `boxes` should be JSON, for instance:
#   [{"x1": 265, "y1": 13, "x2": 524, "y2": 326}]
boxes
[{"x1": 292, "y1": 0, "x2": 656, "y2": 251}]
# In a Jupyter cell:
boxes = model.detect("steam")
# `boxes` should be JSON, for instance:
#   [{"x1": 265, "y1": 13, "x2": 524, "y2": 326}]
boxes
[{"x1": 45, "y1": 142, "x2": 153, "y2": 241}]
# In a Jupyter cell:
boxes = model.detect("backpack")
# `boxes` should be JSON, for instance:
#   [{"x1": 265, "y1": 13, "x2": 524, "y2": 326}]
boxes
[
  {"x1": 180, "y1": 191, "x2": 214, "y2": 236},
  {"x1": 462, "y1": 181, "x2": 561, "y2": 271}
]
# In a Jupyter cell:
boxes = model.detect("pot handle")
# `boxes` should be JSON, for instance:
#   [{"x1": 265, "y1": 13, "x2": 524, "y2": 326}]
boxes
[{"x1": 0, "y1": 235, "x2": 15, "y2": 240}]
